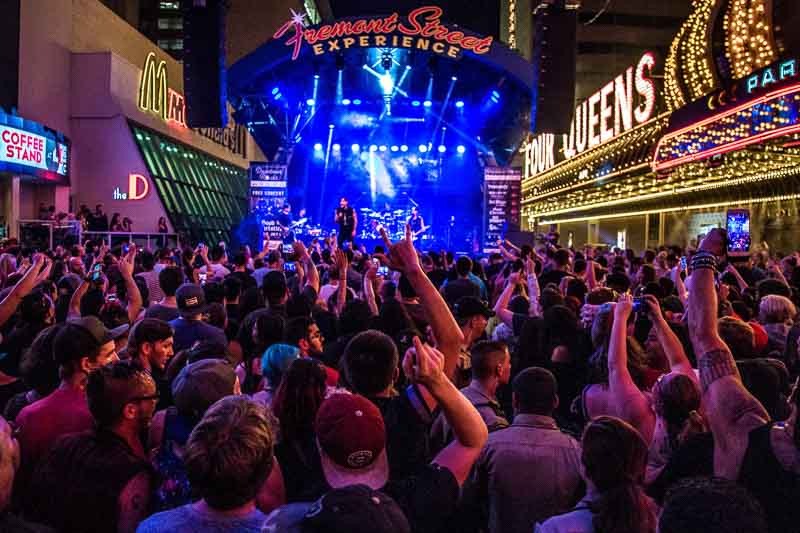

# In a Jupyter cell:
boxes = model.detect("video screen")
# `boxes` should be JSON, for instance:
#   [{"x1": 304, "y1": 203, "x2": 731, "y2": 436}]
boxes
[{"x1": 726, "y1": 210, "x2": 751, "y2": 253}]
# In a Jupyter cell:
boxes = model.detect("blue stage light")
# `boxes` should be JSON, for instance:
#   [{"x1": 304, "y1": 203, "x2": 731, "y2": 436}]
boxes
[
  {"x1": 306, "y1": 98, "x2": 315, "y2": 106},
  {"x1": 379, "y1": 145, "x2": 388, "y2": 152},
  {"x1": 419, "y1": 144, "x2": 428, "y2": 153},
  {"x1": 351, "y1": 143, "x2": 360, "y2": 152},
  {"x1": 400, "y1": 145, "x2": 409, "y2": 152},
  {"x1": 353, "y1": 99, "x2": 362, "y2": 105},
  {"x1": 451, "y1": 76, "x2": 458, "y2": 81},
  {"x1": 438, "y1": 145, "x2": 447, "y2": 153},
  {"x1": 390, "y1": 145, "x2": 399, "y2": 152},
  {"x1": 271, "y1": 87, "x2": 279, "y2": 95},
  {"x1": 423, "y1": 100, "x2": 432, "y2": 108},
  {"x1": 314, "y1": 143, "x2": 323, "y2": 151},
  {"x1": 455, "y1": 100, "x2": 464, "y2": 108},
  {"x1": 457, "y1": 145, "x2": 466, "y2": 154},
  {"x1": 411, "y1": 100, "x2": 421, "y2": 107},
  {"x1": 333, "y1": 143, "x2": 341, "y2": 151},
  {"x1": 490, "y1": 90, "x2": 501, "y2": 104},
  {"x1": 370, "y1": 144, "x2": 378, "y2": 151},
  {"x1": 342, "y1": 98, "x2": 351, "y2": 105}
]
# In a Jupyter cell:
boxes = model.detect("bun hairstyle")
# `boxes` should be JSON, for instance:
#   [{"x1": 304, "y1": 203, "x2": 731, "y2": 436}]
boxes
[
  {"x1": 582, "y1": 416, "x2": 656, "y2": 533},
  {"x1": 653, "y1": 373, "x2": 707, "y2": 451}
]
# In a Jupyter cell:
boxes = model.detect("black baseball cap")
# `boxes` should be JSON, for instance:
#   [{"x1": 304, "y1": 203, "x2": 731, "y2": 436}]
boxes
[
  {"x1": 176, "y1": 283, "x2": 209, "y2": 316},
  {"x1": 69, "y1": 316, "x2": 129, "y2": 345},
  {"x1": 453, "y1": 296, "x2": 495, "y2": 320},
  {"x1": 302, "y1": 484, "x2": 410, "y2": 533}
]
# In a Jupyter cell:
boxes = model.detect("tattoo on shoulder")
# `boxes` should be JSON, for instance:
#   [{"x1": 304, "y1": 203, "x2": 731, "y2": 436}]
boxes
[{"x1": 699, "y1": 348, "x2": 739, "y2": 392}]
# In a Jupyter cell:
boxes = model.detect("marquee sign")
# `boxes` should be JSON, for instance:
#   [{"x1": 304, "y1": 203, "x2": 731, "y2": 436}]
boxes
[
  {"x1": 274, "y1": 6, "x2": 494, "y2": 61},
  {"x1": 137, "y1": 52, "x2": 247, "y2": 157},
  {"x1": 563, "y1": 52, "x2": 657, "y2": 158},
  {"x1": 524, "y1": 134, "x2": 559, "y2": 180},
  {"x1": 0, "y1": 117, "x2": 69, "y2": 183}
]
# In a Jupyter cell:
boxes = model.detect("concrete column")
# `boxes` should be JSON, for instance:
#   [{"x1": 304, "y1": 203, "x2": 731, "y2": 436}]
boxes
[
  {"x1": 588, "y1": 219, "x2": 599, "y2": 244},
  {"x1": 644, "y1": 215, "x2": 650, "y2": 249},
  {"x1": 54, "y1": 185, "x2": 70, "y2": 214},
  {"x1": 658, "y1": 212, "x2": 666, "y2": 247},
  {"x1": 6, "y1": 177, "x2": 21, "y2": 239}
]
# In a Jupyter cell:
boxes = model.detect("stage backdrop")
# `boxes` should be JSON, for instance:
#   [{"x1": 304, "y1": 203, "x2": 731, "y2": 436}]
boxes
[{"x1": 249, "y1": 162, "x2": 287, "y2": 244}]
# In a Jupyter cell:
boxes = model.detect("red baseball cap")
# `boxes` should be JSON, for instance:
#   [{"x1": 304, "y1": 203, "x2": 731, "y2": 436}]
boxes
[{"x1": 316, "y1": 392, "x2": 389, "y2": 490}]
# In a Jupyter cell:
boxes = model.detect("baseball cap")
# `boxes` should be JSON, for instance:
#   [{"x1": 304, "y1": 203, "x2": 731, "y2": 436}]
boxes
[
  {"x1": 453, "y1": 296, "x2": 495, "y2": 320},
  {"x1": 172, "y1": 358, "x2": 237, "y2": 419},
  {"x1": 316, "y1": 393, "x2": 388, "y2": 490},
  {"x1": 57, "y1": 273, "x2": 82, "y2": 293},
  {"x1": 302, "y1": 484, "x2": 411, "y2": 533},
  {"x1": 69, "y1": 315, "x2": 129, "y2": 345},
  {"x1": 175, "y1": 283, "x2": 209, "y2": 316}
]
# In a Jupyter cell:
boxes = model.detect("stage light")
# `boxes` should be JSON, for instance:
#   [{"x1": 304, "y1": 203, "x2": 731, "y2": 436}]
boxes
[
  {"x1": 314, "y1": 143, "x2": 323, "y2": 151},
  {"x1": 451, "y1": 76, "x2": 458, "y2": 81},
  {"x1": 490, "y1": 90, "x2": 501, "y2": 104},
  {"x1": 306, "y1": 98, "x2": 315, "y2": 106},
  {"x1": 423, "y1": 100, "x2": 432, "y2": 108},
  {"x1": 380, "y1": 73, "x2": 394, "y2": 95},
  {"x1": 353, "y1": 99, "x2": 362, "y2": 105},
  {"x1": 333, "y1": 143, "x2": 341, "y2": 151},
  {"x1": 271, "y1": 87, "x2": 279, "y2": 95},
  {"x1": 379, "y1": 145, "x2": 387, "y2": 152},
  {"x1": 342, "y1": 98, "x2": 351, "y2": 105},
  {"x1": 391, "y1": 145, "x2": 399, "y2": 152},
  {"x1": 351, "y1": 143, "x2": 360, "y2": 152},
  {"x1": 412, "y1": 100, "x2": 421, "y2": 107},
  {"x1": 457, "y1": 145, "x2": 466, "y2": 154},
  {"x1": 400, "y1": 144, "x2": 409, "y2": 152},
  {"x1": 314, "y1": 74, "x2": 320, "y2": 80},
  {"x1": 438, "y1": 145, "x2": 447, "y2": 153},
  {"x1": 455, "y1": 100, "x2": 464, "y2": 108},
  {"x1": 329, "y1": 124, "x2": 335, "y2": 129},
  {"x1": 370, "y1": 144, "x2": 378, "y2": 151},
  {"x1": 419, "y1": 144, "x2": 428, "y2": 153}
]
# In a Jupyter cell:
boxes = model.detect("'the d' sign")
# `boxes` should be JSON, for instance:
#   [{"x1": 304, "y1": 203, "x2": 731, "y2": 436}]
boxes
[{"x1": 113, "y1": 173, "x2": 150, "y2": 201}]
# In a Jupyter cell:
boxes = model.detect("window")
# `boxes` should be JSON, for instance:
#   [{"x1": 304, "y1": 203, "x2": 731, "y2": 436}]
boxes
[
  {"x1": 158, "y1": 39, "x2": 184, "y2": 51},
  {"x1": 159, "y1": 1, "x2": 180, "y2": 10},
  {"x1": 157, "y1": 17, "x2": 183, "y2": 30}
]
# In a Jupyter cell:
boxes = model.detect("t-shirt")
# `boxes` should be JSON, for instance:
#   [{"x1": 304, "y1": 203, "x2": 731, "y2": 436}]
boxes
[
  {"x1": 368, "y1": 392, "x2": 432, "y2": 481},
  {"x1": 199, "y1": 263, "x2": 230, "y2": 281},
  {"x1": 538, "y1": 269, "x2": 569, "y2": 289},
  {"x1": 262, "y1": 464, "x2": 459, "y2": 533},
  {"x1": 145, "y1": 304, "x2": 180, "y2": 322},
  {"x1": 136, "y1": 504, "x2": 267, "y2": 533},
  {"x1": 227, "y1": 271, "x2": 257, "y2": 291},
  {"x1": 136, "y1": 270, "x2": 163, "y2": 305},
  {"x1": 168, "y1": 317, "x2": 228, "y2": 354},
  {"x1": 443, "y1": 278, "x2": 480, "y2": 307},
  {"x1": 253, "y1": 267, "x2": 273, "y2": 288}
]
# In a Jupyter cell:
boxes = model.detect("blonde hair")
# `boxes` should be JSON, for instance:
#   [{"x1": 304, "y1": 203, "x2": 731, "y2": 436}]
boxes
[{"x1": 758, "y1": 294, "x2": 797, "y2": 325}]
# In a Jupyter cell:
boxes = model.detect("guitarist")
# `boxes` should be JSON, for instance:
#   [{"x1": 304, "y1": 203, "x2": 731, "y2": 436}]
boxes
[
  {"x1": 408, "y1": 206, "x2": 427, "y2": 241},
  {"x1": 277, "y1": 203, "x2": 295, "y2": 244}
]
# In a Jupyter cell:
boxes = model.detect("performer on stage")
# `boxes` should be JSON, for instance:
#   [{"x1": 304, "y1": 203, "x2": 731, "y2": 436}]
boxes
[
  {"x1": 334, "y1": 196, "x2": 357, "y2": 247},
  {"x1": 277, "y1": 203, "x2": 295, "y2": 244},
  {"x1": 408, "y1": 206, "x2": 427, "y2": 241}
]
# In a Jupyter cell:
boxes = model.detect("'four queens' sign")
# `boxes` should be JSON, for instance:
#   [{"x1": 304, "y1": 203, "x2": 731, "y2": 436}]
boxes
[{"x1": 274, "y1": 6, "x2": 494, "y2": 61}]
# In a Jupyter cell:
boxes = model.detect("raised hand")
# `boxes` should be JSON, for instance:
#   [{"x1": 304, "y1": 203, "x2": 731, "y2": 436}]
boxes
[
  {"x1": 378, "y1": 224, "x2": 421, "y2": 274},
  {"x1": 292, "y1": 240, "x2": 310, "y2": 261},
  {"x1": 642, "y1": 294, "x2": 663, "y2": 321},
  {"x1": 402, "y1": 336, "x2": 446, "y2": 388},
  {"x1": 699, "y1": 228, "x2": 727, "y2": 258},
  {"x1": 615, "y1": 293, "x2": 633, "y2": 322},
  {"x1": 333, "y1": 249, "x2": 349, "y2": 280}
]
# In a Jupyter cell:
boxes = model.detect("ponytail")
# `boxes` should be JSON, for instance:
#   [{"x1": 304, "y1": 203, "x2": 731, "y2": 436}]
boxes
[{"x1": 591, "y1": 483, "x2": 656, "y2": 533}]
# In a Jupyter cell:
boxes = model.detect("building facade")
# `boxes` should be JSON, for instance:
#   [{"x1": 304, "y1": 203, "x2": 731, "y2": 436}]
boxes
[{"x1": 521, "y1": 0, "x2": 800, "y2": 253}]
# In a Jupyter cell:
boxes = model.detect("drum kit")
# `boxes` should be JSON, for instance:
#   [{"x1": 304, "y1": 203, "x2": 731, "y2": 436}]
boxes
[{"x1": 358, "y1": 207, "x2": 411, "y2": 241}]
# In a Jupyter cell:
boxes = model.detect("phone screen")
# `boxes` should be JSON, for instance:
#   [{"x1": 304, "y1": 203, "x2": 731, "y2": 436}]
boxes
[
  {"x1": 680, "y1": 256, "x2": 687, "y2": 270},
  {"x1": 198, "y1": 272, "x2": 207, "y2": 285},
  {"x1": 284, "y1": 262, "x2": 296, "y2": 272},
  {"x1": 726, "y1": 210, "x2": 751, "y2": 254},
  {"x1": 378, "y1": 266, "x2": 390, "y2": 276}
]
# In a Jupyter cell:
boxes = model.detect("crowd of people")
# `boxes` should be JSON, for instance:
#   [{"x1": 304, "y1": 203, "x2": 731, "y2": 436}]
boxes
[{"x1": 0, "y1": 225, "x2": 797, "y2": 532}]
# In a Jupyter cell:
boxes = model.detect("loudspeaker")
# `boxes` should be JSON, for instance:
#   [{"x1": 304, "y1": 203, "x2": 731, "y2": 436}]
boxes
[
  {"x1": 531, "y1": 4, "x2": 577, "y2": 134},
  {"x1": 183, "y1": 0, "x2": 228, "y2": 128}
]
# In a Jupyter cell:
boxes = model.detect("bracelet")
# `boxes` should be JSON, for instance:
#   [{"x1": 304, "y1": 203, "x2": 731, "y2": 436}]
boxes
[{"x1": 691, "y1": 251, "x2": 717, "y2": 271}]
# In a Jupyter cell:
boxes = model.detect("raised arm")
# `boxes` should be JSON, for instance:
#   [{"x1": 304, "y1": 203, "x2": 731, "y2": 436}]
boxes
[
  {"x1": 642, "y1": 294, "x2": 694, "y2": 379},
  {"x1": 0, "y1": 254, "x2": 48, "y2": 328},
  {"x1": 724, "y1": 263, "x2": 749, "y2": 293},
  {"x1": 379, "y1": 226, "x2": 464, "y2": 381},
  {"x1": 118, "y1": 246, "x2": 142, "y2": 324},
  {"x1": 673, "y1": 264, "x2": 689, "y2": 307},
  {"x1": 493, "y1": 271, "x2": 520, "y2": 328},
  {"x1": 363, "y1": 263, "x2": 379, "y2": 316},
  {"x1": 608, "y1": 295, "x2": 655, "y2": 444},
  {"x1": 586, "y1": 258, "x2": 598, "y2": 291},
  {"x1": 293, "y1": 241, "x2": 319, "y2": 295},
  {"x1": 333, "y1": 249, "x2": 348, "y2": 317},
  {"x1": 688, "y1": 229, "x2": 769, "y2": 479},
  {"x1": 526, "y1": 258, "x2": 542, "y2": 317},
  {"x1": 404, "y1": 337, "x2": 487, "y2": 486}
]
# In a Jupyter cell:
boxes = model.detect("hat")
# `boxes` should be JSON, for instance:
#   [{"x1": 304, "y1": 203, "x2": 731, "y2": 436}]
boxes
[
  {"x1": 57, "y1": 274, "x2": 82, "y2": 293},
  {"x1": 453, "y1": 296, "x2": 495, "y2": 320},
  {"x1": 172, "y1": 359, "x2": 237, "y2": 419},
  {"x1": 176, "y1": 283, "x2": 209, "y2": 316},
  {"x1": 302, "y1": 485, "x2": 411, "y2": 533},
  {"x1": 316, "y1": 393, "x2": 389, "y2": 490},
  {"x1": 68, "y1": 315, "x2": 129, "y2": 345}
]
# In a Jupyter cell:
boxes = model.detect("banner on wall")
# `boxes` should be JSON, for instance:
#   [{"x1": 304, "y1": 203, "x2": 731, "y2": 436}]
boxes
[
  {"x1": 249, "y1": 163, "x2": 288, "y2": 243},
  {"x1": 0, "y1": 123, "x2": 69, "y2": 183},
  {"x1": 483, "y1": 167, "x2": 521, "y2": 253}
]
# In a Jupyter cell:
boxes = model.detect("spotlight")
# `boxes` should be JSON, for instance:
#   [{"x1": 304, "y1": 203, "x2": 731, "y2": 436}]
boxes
[
  {"x1": 351, "y1": 143, "x2": 360, "y2": 152},
  {"x1": 306, "y1": 98, "x2": 315, "y2": 106},
  {"x1": 457, "y1": 145, "x2": 466, "y2": 154},
  {"x1": 411, "y1": 100, "x2": 421, "y2": 107},
  {"x1": 271, "y1": 87, "x2": 279, "y2": 95},
  {"x1": 314, "y1": 143, "x2": 323, "y2": 151},
  {"x1": 342, "y1": 98, "x2": 351, "y2": 105},
  {"x1": 438, "y1": 145, "x2": 446, "y2": 153},
  {"x1": 455, "y1": 100, "x2": 464, "y2": 108},
  {"x1": 390, "y1": 145, "x2": 399, "y2": 152},
  {"x1": 329, "y1": 124, "x2": 335, "y2": 129},
  {"x1": 333, "y1": 143, "x2": 341, "y2": 151},
  {"x1": 451, "y1": 76, "x2": 457, "y2": 81},
  {"x1": 490, "y1": 90, "x2": 501, "y2": 104},
  {"x1": 370, "y1": 144, "x2": 378, "y2": 151},
  {"x1": 314, "y1": 74, "x2": 320, "y2": 80},
  {"x1": 419, "y1": 144, "x2": 428, "y2": 153},
  {"x1": 400, "y1": 145, "x2": 409, "y2": 152},
  {"x1": 423, "y1": 100, "x2": 432, "y2": 108},
  {"x1": 379, "y1": 145, "x2": 387, "y2": 152},
  {"x1": 353, "y1": 99, "x2": 362, "y2": 105}
]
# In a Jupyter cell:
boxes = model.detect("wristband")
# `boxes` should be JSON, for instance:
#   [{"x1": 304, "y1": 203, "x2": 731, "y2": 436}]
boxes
[
  {"x1": 406, "y1": 384, "x2": 434, "y2": 425},
  {"x1": 691, "y1": 251, "x2": 717, "y2": 271}
]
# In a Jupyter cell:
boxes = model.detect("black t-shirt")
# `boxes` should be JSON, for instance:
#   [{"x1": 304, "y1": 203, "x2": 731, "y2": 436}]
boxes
[
  {"x1": 383, "y1": 464, "x2": 460, "y2": 533},
  {"x1": 427, "y1": 270, "x2": 448, "y2": 289},
  {"x1": 443, "y1": 278, "x2": 480, "y2": 307},
  {"x1": 227, "y1": 271, "x2": 257, "y2": 292},
  {"x1": 276, "y1": 433, "x2": 328, "y2": 503},
  {"x1": 646, "y1": 432, "x2": 714, "y2": 505},
  {"x1": 538, "y1": 268, "x2": 569, "y2": 289},
  {"x1": 336, "y1": 207, "x2": 355, "y2": 230},
  {"x1": 368, "y1": 392, "x2": 432, "y2": 481}
]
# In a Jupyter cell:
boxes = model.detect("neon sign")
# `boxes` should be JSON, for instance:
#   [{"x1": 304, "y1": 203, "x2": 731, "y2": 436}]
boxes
[
  {"x1": 113, "y1": 174, "x2": 150, "y2": 201},
  {"x1": 138, "y1": 52, "x2": 186, "y2": 127},
  {"x1": 274, "y1": 6, "x2": 494, "y2": 61},
  {"x1": 564, "y1": 52, "x2": 657, "y2": 158},
  {"x1": 653, "y1": 82, "x2": 800, "y2": 172},
  {"x1": 0, "y1": 124, "x2": 68, "y2": 179},
  {"x1": 524, "y1": 134, "x2": 557, "y2": 179},
  {"x1": 746, "y1": 59, "x2": 798, "y2": 94}
]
